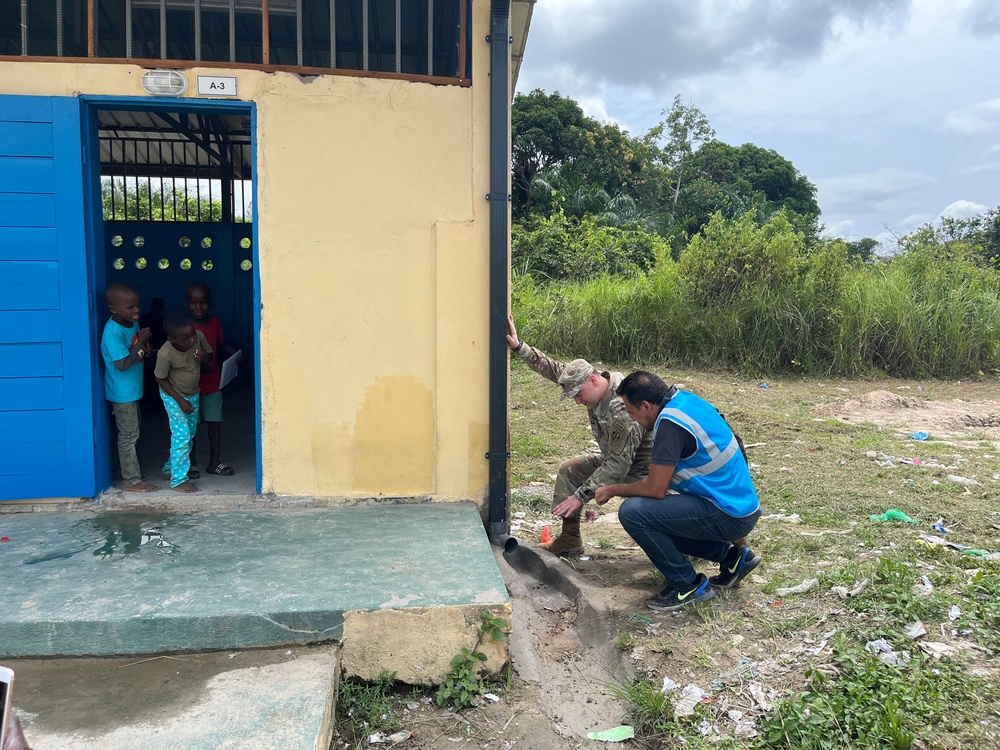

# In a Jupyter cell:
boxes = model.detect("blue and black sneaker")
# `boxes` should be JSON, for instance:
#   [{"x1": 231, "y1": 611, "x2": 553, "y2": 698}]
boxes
[
  {"x1": 710, "y1": 545, "x2": 762, "y2": 589},
  {"x1": 645, "y1": 573, "x2": 715, "y2": 611}
]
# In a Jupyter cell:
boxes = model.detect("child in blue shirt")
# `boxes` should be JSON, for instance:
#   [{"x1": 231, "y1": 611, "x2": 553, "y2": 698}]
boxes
[{"x1": 101, "y1": 283, "x2": 157, "y2": 492}]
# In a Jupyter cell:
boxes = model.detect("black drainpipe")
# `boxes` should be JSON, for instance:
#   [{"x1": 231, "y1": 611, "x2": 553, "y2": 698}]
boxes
[{"x1": 486, "y1": 0, "x2": 517, "y2": 554}]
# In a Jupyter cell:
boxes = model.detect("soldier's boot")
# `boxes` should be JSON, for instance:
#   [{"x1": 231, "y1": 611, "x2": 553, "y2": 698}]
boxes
[{"x1": 538, "y1": 516, "x2": 584, "y2": 556}]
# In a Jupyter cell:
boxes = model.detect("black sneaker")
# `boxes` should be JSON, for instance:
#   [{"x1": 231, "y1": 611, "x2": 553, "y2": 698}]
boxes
[
  {"x1": 709, "y1": 545, "x2": 761, "y2": 589},
  {"x1": 646, "y1": 573, "x2": 716, "y2": 611}
]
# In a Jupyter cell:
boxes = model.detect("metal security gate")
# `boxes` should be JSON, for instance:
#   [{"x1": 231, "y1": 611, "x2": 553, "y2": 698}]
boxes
[{"x1": 0, "y1": 95, "x2": 101, "y2": 500}]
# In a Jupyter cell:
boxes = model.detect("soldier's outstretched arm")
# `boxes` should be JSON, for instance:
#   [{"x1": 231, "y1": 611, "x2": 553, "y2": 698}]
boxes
[{"x1": 508, "y1": 315, "x2": 566, "y2": 384}]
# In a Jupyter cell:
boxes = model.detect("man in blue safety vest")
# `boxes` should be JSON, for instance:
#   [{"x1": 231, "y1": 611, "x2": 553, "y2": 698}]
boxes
[{"x1": 594, "y1": 371, "x2": 763, "y2": 612}]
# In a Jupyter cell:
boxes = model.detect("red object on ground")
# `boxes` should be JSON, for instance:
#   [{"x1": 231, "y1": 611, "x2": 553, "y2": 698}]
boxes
[
  {"x1": 540, "y1": 526, "x2": 552, "y2": 544},
  {"x1": 1, "y1": 537, "x2": 8, "y2": 542}
]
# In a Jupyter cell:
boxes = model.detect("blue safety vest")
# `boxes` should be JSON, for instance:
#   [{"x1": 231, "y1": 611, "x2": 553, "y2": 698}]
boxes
[{"x1": 654, "y1": 390, "x2": 760, "y2": 518}]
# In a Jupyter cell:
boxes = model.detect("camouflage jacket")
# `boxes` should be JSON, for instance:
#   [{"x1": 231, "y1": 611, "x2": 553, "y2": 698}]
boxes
[{"x1": 514, "y1": 342, "x2": 652, "y2": 503}]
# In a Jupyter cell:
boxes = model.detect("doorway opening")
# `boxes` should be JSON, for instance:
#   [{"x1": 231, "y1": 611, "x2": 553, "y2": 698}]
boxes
[{"x1": 88, "y1": 101, "x2": 260, "y2": 496}]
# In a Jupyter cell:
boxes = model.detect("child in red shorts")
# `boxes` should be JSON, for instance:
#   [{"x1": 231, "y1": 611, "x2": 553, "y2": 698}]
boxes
[{"x1": 186, "y1": 282, "x2": 242, "y2": 476}]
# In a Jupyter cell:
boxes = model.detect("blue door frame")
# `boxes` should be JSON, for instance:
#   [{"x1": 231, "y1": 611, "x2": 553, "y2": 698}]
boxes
[{"x1": 81, "y1": 96, "x2": 262, "y2": 495}]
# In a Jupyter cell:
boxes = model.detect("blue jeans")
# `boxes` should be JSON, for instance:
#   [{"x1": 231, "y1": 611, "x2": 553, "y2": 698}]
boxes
[{"x1": 619, "y1": 493, "x2": 761, "y2": 588}]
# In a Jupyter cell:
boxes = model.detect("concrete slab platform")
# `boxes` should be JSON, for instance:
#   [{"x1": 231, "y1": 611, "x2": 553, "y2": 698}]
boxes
[
  {"x1": 4, "y1": 646, "x2": 338, "y2": 750},
  {"x1": 0, "y1": 503, "x2": 509, "y2": 682}
]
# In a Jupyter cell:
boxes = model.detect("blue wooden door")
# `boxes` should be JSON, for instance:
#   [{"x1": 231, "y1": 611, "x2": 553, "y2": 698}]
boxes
[{"x1": 0, "y1": 96, "x2": 101, "y2": 500}]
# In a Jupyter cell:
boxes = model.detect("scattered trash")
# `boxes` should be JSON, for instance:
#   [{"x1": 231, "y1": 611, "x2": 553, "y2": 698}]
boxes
[
  {"x1": 585, "y1": 509, "x2": 598, "y2": 522},
  {"x1": 748, "y1": 682, "x2": 773, "y2": 711},
  {"x1": 368, "y1": 730, "x2": 413, "y2": 745},
  {"x1": 918, "y1": 641, "x2": 961, "y2": 659},
  {"x1": 674, "y1": 684, "x2": 709, "y2": 717},
  {"x1": 917, "y1": 534, "x2": 966, "y2": 550},
  {"x1": 870, "y1": 509, "x2": 919, "y2": 523},
  {"x1": 661, "y1": 676, "x2": 678, "y2": 693},
  {"x1": 908, "y1": 431, "x2": 929, "y2": 440},
  {"x1": 946, "y1": 474, "x2": 980, "y2": 486},
  {"x1": 761, "y1": 513, "x2": 801, "y2": 523},
  {"x1": 779, "y1": 466, "x2": 793, "y2": 472},
  {"x1": 227, "y1": 652, "x2": 240, "y2": 659},
  {"x1": 613, "y1": 545, "x2": 641, "y2": 550},
  {"x1": 586, "y1": 725, "x2": 635, "y2": 742},
  {"x1": 949, "y1": 605, "x2": 962, "y2": 621},
  {"x1": 539, "y1": 526, "x2": 552, "y2": 544},
  {"x1": 743, "y1": 442, "x2": 766, "y2": 449},
  {"x1": 931, "y1": 518, "x2": 951, "y2": 534},
  {"x1": 831, "y1": 578, "x2": 869, "y2": 599},
  {"x1": 0, "y1": 537, "x2": 8, "y2": 542},
  {"x1": 903, "y1": 621, "x2": 927, "y2": 639},
  {"x1": 728, "y1": 710, "x2": 758, "y2": 738},
  {"x1": 912, "y1": 576, "x2": 934, "y2": 597},
  {"x1": 698, "y1": 719, "x2": 716, "y2": 736},
  {"x1": 759, "y1": 383, "x2": 769, "y2": 389},
  {"x1": 579, "y1": 556, "x2": 591, "y2": 561},
  {"x1": 865, "y1": 639, "x2": 911, "y2": 666},
  {"x1": 628, "y1": 613, "x2": 654, "y2": 624},
  {"x1": 776, "y1": 578, "x2": 818, "y2": 596}
]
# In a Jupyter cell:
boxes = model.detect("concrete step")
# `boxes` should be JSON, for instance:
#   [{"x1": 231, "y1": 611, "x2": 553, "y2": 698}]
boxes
[
  {"x1": 0, "y1": 502, "x2": 510, "y2": 684},
  {"x1": 4, "y1": 646, "x2": 339, "y2": 750}
]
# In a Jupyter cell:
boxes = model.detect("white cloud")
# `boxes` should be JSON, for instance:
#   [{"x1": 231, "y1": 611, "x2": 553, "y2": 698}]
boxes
[
  {"x1": 822, "y1": 219, "x2": 856, "y2": 238},
  {"x1": 939, "y1": 199, "x2": 989, "y2": 219},
  {"x1": 958, "y1": 162, "x2": 1000, "y2": 175},
  {"x1": 943, "y1": 98, "x2": 1000, "y2": 135},
  {"x1": 898, "y1": 213, "x2": 936, "y2": 231},
  {"x1": 816, "y1": 168, "x2": 935, "y2": 212}
]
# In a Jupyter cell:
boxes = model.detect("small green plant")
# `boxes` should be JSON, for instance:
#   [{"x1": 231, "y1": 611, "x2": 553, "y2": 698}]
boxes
[
  {"x1": 337, "y1": 671, "x2": 402, "y2": 749},
  {"x1": 607, "y1": 676, "x2": 672, "y2": 738},
  {"x1": 615, "y1": 630, "x2": 637, "y2": 651},
  {"x1": 436, "y1": 611, "x2": 509, "y2": 710}
]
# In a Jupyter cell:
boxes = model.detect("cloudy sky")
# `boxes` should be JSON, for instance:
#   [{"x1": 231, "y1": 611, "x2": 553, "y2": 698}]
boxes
[{"x1": 516, "y1": 0, "x2": 1000, "y2": 245}]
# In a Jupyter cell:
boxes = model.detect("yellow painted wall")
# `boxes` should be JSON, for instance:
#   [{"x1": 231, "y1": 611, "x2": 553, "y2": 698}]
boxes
[{"x1": 0, "y1": 0, "x2": 500, "y2": 503}]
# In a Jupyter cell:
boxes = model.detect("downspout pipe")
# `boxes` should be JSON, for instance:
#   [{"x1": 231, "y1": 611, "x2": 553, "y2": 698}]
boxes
[{"x1": 486, "y1": 0, "x2": 517, "y2": 555}]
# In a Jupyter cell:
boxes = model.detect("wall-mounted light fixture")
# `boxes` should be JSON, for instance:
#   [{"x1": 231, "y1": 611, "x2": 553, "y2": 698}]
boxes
[{"x1": 140, "y1": 69, "x2": 189, "y2": 96}]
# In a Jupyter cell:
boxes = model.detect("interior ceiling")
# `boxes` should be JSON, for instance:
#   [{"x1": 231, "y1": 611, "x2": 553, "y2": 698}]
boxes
[{"x1": 97, "y1": 109, "x2": 252, "y2": 179}]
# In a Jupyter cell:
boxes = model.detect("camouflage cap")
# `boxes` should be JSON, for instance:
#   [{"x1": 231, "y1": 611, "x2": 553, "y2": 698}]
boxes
[{"x1": 558, "y1": 359, "x2": 597, "y2": 400}]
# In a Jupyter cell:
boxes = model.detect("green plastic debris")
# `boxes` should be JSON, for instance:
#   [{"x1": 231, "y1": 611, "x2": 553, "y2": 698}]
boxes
[
  {"x1": 870, "y1": 509, "x2": 919, "y2": 523},
  {"x1": 587, "y1": 725, "x2": 635, "y2": 742},
  {"x1": 628, "y1": 613, "x2": 654, "y2": 623}
]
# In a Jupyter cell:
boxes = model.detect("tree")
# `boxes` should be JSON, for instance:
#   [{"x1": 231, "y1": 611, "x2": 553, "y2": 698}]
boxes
[
  {"x1": 512, "y1": 90, "x2": 589, "y2": 218},
  {"x1": 675, "y1": 140, "x2": 822, "y2": 243},
  {"x1": 845, "y1": 237, "x2": 879, "y2": 264},
  {"x1": 101, "y1": 177, "x2": 238, "y2": 222},
  {"x1": 645, "y1": 95, "x2": 716, "y2": 210}
]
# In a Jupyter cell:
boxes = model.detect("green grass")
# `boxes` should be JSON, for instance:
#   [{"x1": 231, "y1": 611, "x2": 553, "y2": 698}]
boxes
[{"x1": 509, "y1": 366, "x2": 1000, "y2": 748}]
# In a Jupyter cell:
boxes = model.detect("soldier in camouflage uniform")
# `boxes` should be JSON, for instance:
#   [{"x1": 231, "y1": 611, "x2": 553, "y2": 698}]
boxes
[{"x1": 507, "y1": 316, "x2": 652, "y2": 555}]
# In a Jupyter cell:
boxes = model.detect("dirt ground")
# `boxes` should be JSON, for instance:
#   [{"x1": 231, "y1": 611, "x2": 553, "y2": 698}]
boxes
[
  {"x1": 811, "y1": 388, "x2": 1000, "y2": 443},
  {"x1": 359, "y1": 383, "x2": 1000, "y2": 749}
]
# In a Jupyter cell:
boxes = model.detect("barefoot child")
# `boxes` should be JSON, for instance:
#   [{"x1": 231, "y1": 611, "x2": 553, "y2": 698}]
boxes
[
  {"x1": 155, "y1": 312, "x2": 213, "y2": 493},
  {"x1": 186, "y1": 282, "x2": 241, "y2": 476},
  {"x1": 101, "y1": 283, "x2": 157, "y2": 492}
]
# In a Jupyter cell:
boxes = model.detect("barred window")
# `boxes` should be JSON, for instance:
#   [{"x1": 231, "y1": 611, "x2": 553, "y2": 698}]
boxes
[{"x1": 1, "y1": 0, "x2": 468, "y2": 81}]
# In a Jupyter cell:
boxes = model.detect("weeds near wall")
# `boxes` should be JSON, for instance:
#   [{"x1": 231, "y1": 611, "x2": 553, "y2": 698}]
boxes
[{"x1": 436, "y1": 611, "x2": 509, "y2": 710}]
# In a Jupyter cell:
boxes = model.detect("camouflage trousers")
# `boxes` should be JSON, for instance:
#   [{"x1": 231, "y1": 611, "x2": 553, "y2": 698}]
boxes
[{"x1": 553, "y1": 451, "x2": 647, "y2": 520}]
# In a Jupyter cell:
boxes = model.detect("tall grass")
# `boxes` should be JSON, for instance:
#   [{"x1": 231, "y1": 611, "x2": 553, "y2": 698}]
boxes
[{"x1": 512, "y1": 212, "x2": 1000, "y2": 377}]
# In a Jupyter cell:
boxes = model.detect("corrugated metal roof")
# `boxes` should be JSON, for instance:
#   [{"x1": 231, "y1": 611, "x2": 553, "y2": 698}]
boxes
[{"x1": 98, "y1": 109, "x2": 252, "y2": 180}]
